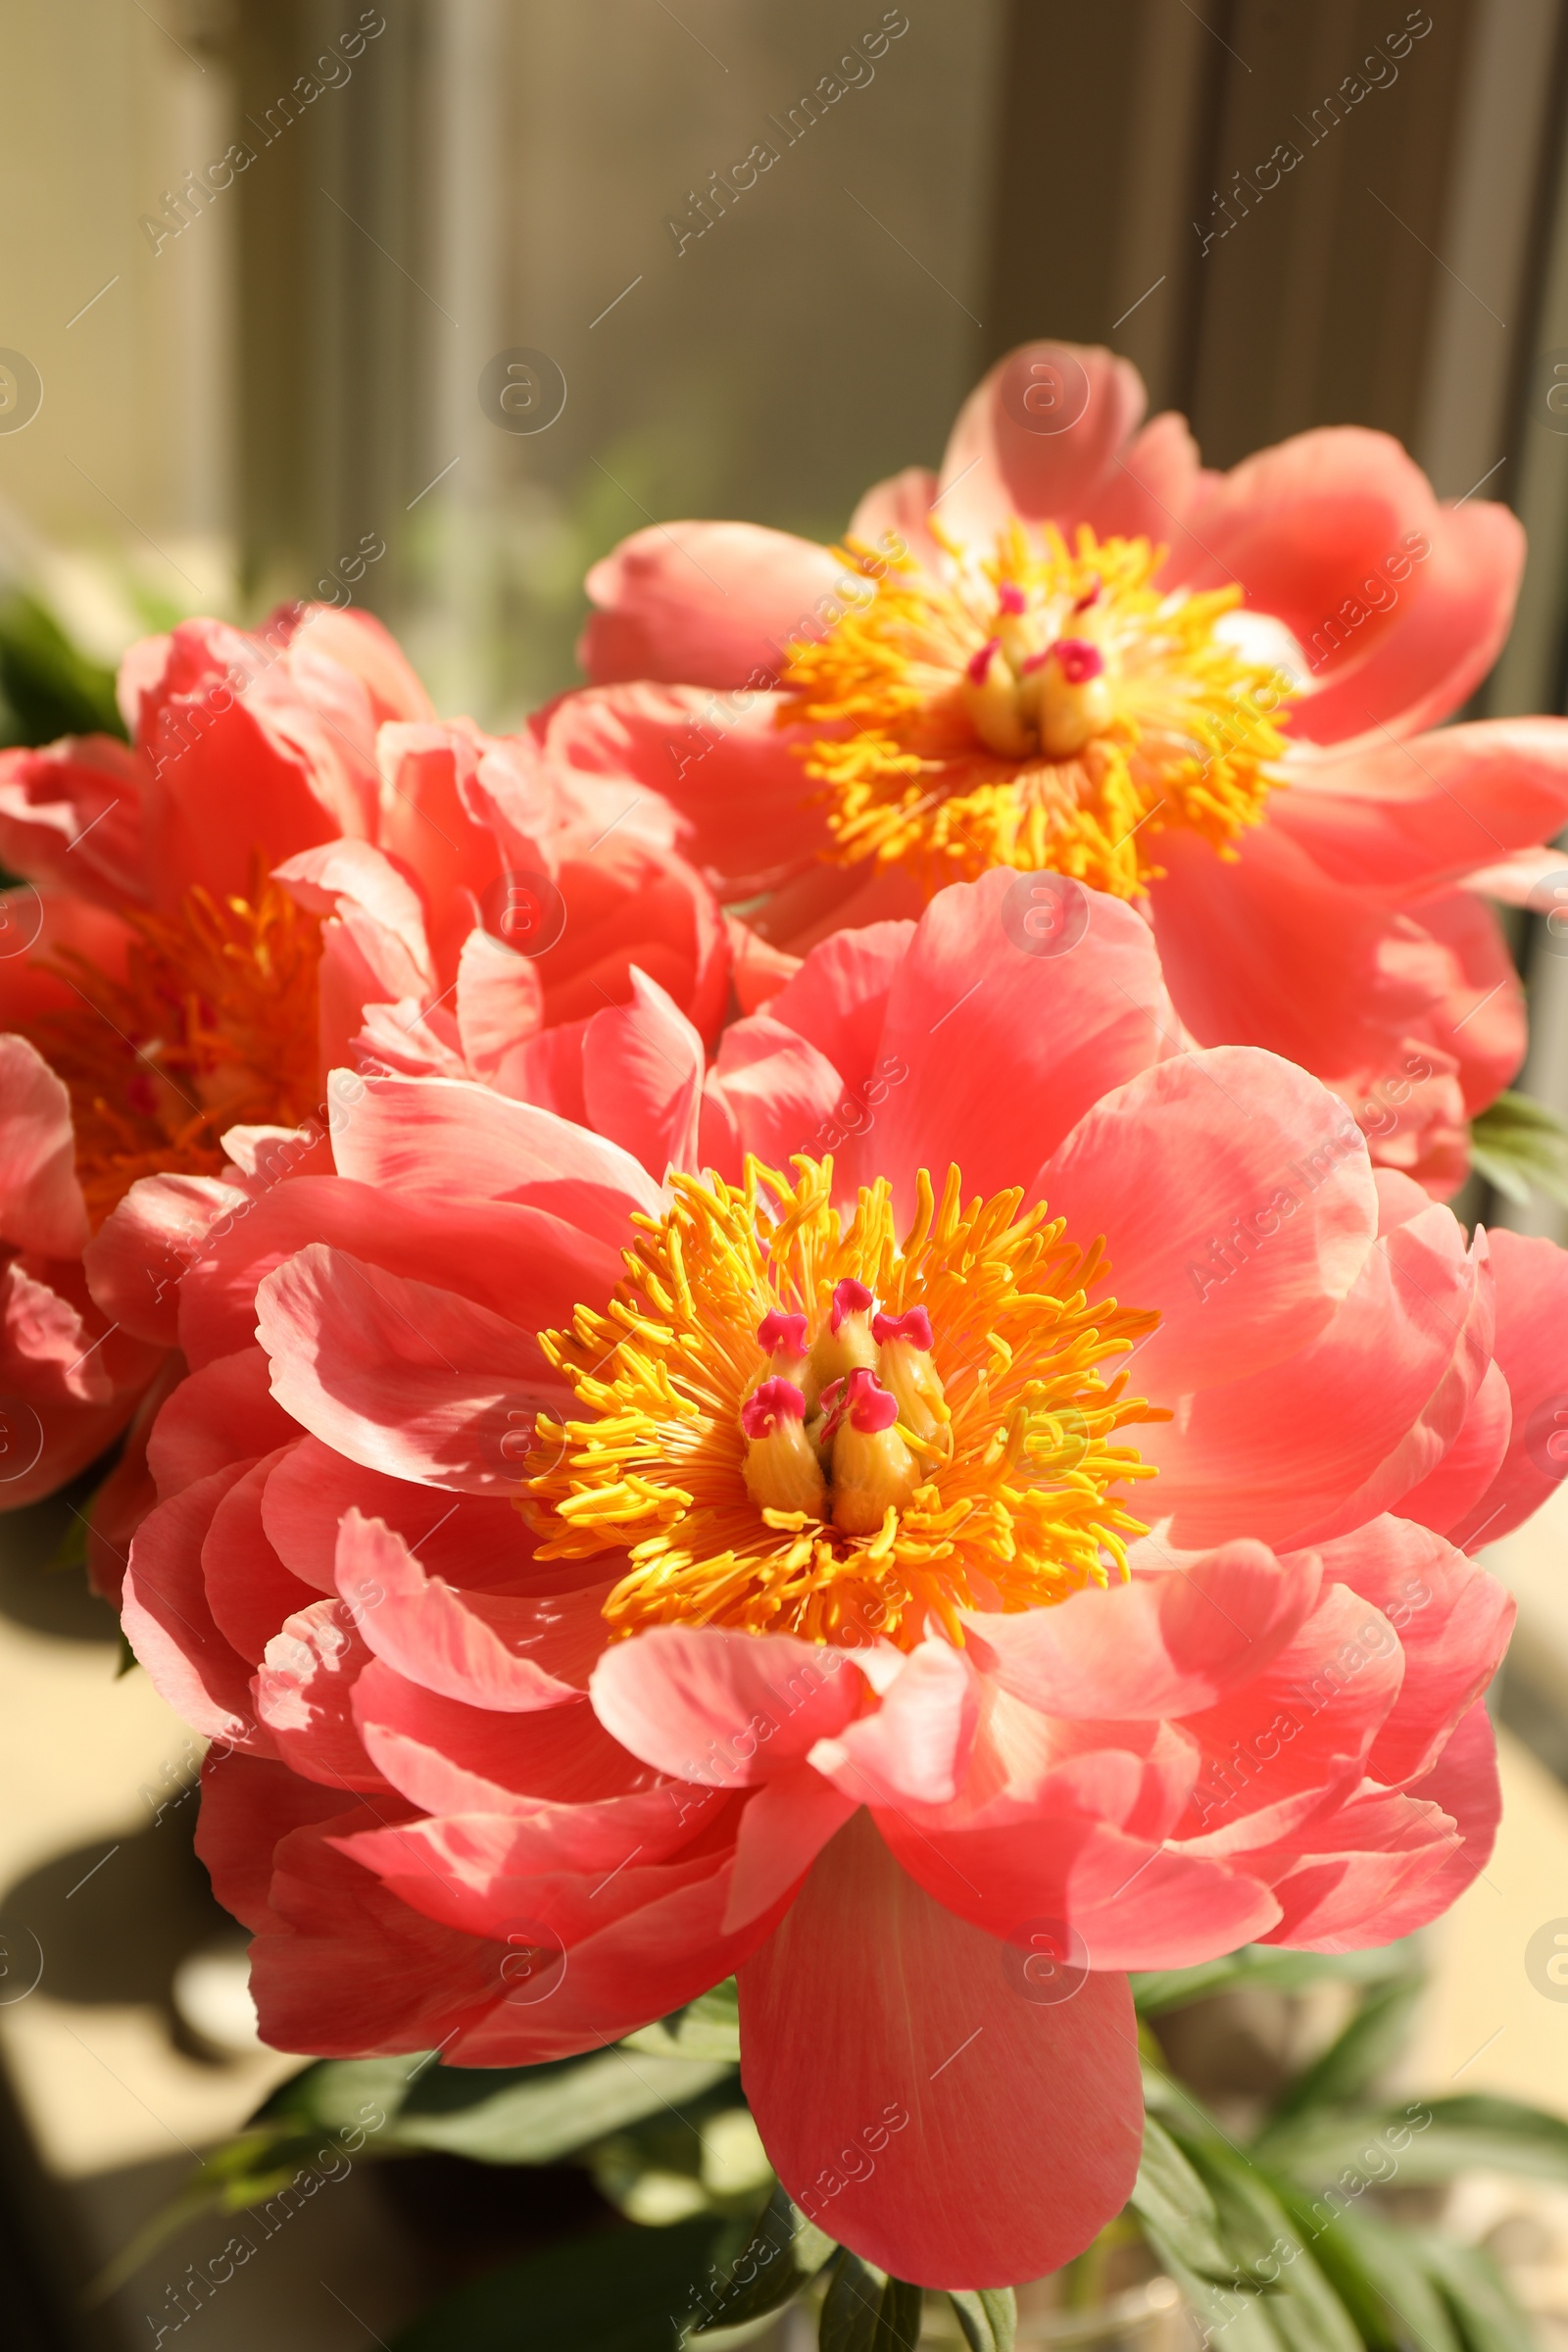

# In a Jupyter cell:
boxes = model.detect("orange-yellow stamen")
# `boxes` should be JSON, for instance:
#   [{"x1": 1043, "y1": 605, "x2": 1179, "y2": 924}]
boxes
[
  {"x1": 523, "y1": 1156, "x2": 1166, "y2": 1649},
  {"x1": 20, "y1": 856, "x2": 322, "y2": 1227},
  {"x1": 778, "y1": 521, "x2": 1294, "y2": 901}
]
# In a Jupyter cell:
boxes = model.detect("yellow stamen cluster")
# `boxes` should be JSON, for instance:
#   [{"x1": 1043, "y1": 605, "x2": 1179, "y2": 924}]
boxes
[
  {"x1": 779, "y1": 522, "x2": 1293, "y2": 901},
  {"x1": 23, "y1": 856, "x2": 322, "y2": 1227},
  {"x1": 523, "y1": 1156, "x2": 1165, "y2": 1649}
]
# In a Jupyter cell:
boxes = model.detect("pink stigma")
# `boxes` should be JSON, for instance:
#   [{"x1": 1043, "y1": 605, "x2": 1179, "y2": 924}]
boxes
[
  {"x1": 758, "y1": 1310, "x2": 808, "y2": 1356},
  {"x1": 1053, "y1": 637, "x2": 1104, "y2": 685},
  {"x1": 997, "y1": 581, "x2": 1026, "y2": 615},
  {"x1": 872, "y1": 1306, "x2": 933, "y2": 1350},
  {"x1": 830, "y1": 1277, "x2": 874, "y2": 1334},
  {"x1": 844, "y1": 1367, "x2": 899, "y2": 1433},
  {"x1": 1072, "y1": 577, "x2": 1102, "y2": 612},
  {"x1": 965, "y1": 636, "x2": 1002, "y2": 687},
  {"x1": 742, "y1": 1378, "x2": 806, "y2": 1439}
]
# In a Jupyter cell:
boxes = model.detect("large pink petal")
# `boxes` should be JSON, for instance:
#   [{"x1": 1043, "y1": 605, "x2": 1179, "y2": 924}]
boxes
[
  {"x1": 964, "y1": 1543, "x2": 1324, "y2": 1720},
  {"x1": 336, "y1": 1511, "x2": 602, "y2": 1710},
  {"x1": 257, "y1": 1244, "x2": 562, "y2": 1494},
  {"x1": 739, "y1": 1809, "x2": 1144, "y2": 2289},
  {"x1": 328, "y1": 1073, "x2": 660, "y2": 1245},
  {"x1": 262, "y1": 1440, "x2": 527, "y2": 1597},
  {"x1": 760, "y1": 920, "x2": 913, "y2": 1088},
  {"x1": 936, "y1": 341, "x2": 1148, "y2": 550},
  {"x1": 1314, "y1": 1519, "x2": 1512, "y2": 1786},
  {"x1": 254, "y1": 1595, "x2": 389, "y2": 1791},
  {"x1": 590, "y1": 1625, "x2": 864, "y2": 1786},
  {"x1": 290, "y1": 606, "x2": 435, "y2": 725},
  {"x1": 706, "y1": 1014, "x2": 847, "y2": 1173},
  {"x1": 1144, "y1": 1198, "x2": 1483, "y2": 1548},
  {"x1": 537, "y1": 680, "x2": 820, "y2": 894},
  {"x1": 580, "y1": 522, "x2": 844, "y2": 690},
  {"x1": 1450, "y1": 1229, "x2": 1568, "y2": 1546},
  {"x1": 1038, "y1": 1047, "x2": 1376, "y2": 1396},
  {"x1": 1254, "y1": 1702, "x2": 1499, "y2": 1950},
  {"x1": 1148, "y1": 824, "x2": 1509, "y2": 1196},
  {"x1": 202, "y1": 1446, "x2": 319, "y2": 1662},
  {"x1": 0, "y1": 1036, "x2": 87, "y2": 1257},
  {"x1": 0, "y1": 736, "x2": 147, "y2": 906},
  {"x1": 581, "y1": 969, "x2": 704, "y2": 1176},
  {"x1": 353, "y1": 1659, "x2": 650, "y2": 1813},
  {"x1": 1289, "y1": 501, "x2": 1524, "y2": 746},
  {"x1": 1275, "y1": 720, "x2": 1568, "y2": 896},
  {"x1": 122, "y1": 1463, "x2": 273, "y2": 1748},
  {"x1": 848, "y1": 869, "x2": 1178, "y2": 1215},
  {"x1": 145, "y1": 1347, "x2": 296, "y2": 1501}
]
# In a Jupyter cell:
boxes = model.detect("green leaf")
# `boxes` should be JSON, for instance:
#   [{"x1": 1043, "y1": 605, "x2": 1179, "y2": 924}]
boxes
[
  {"x1": 1469, "y1": 1091, "x2": 1568, "y2": 1208},
  {"x1": 388, "y1": 2215, "x2": 731, "y2": 2351},
  {"x1": 818, "y1": 2252, "x2": 923, "y2": 2350},
  {"x1": 1156, "y1": 2118, "x2": 1362, "y2": 2352},
  {"x1": 689, "y1": 2185, "x2": 835, "y2": 2333},
  {"x1": 945, "y1": 2286, "x2": 1017, "y2": 2350},
  {"x1": 1262, "y1": 2182, "x2": 1461, "y2": 2352},
  {"x1": 0, "y1": 593, "x2": 125, "y2": 746},
  {"x1": 1133, "y1": 1941, "x2": 1420, "y2": 2017},
  {"x1": 624, "y1": 1981, "x2": 742, "y2": 2062},
  {"x1": 1260, "y1": 2093, "x2": 1568, "y2": 2191},
  {"x1": 1259, "y1": 1969, "x2": 1427, "y2": 2134},
  {"x1": 1418, "y1": 2233, "x2": 1538, "y2": 2352},
  {"x1": 1130, "y1": 2117, "x2": 1286, "y2": 2352}
]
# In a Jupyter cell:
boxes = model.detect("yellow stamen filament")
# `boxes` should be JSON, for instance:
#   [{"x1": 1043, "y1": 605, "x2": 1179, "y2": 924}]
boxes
[
  {"x1": 20, "y1": 855, "x2": 322, "y2": 1228},
  {"x1": 523, "y1": 1156, "x2": 1167, "y2": 1649},
  {"x1": 778, "y1": 522, "x2": 1293, "y2": 901}
]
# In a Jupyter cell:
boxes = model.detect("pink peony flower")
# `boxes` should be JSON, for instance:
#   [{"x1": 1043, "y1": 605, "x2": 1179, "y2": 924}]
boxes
[
  {"x1": 0, "y1": 604, "x2": 727, "y2": 1534},
  {"x1": 105, "y1": 872, "x2": 1544, "y2": 2289},
  {"x1": 549, "y1": 340, "x2": 1568, "y2": 1197}
]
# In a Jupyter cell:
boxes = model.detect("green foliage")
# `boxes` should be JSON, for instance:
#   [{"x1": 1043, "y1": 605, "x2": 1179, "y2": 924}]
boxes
[
  {"x1": 1469, "y1": 1090, "x2": 1568, "y2": 1207},
  {"x1": 387, "y1": 2212, "x2": 735, "y2": 2351},
  {"x1": 944, "y1": 2287, "x2": 1017, "y2": 2350},
  {"x1": 0, "y1": 592, "x2": 123, "y2": 747},
  {"x1": 818, "y1": 2251, "x2": 923, "y2": 2350}
]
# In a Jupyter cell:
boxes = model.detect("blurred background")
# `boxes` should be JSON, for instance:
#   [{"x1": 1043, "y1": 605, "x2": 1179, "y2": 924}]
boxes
[{"x1": 5, "y1": 0, "x2": 1568, "y2": 2345}]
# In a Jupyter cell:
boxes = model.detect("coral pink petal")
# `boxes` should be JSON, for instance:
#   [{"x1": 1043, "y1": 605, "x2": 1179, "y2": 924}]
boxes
[
  {"x1": 723, "y1": 1766, "x2": 859, "y2": 1933},
  {"x1": 1147, "y1": 825, "x2": 1501, "y2": 1198},
  {"x1": 329, "y1": 1074, "x2": 661, "y2": 1245},
  {"x1": 1275, "y1": 719, "x2": 1568, "y2": 895},
  {"x1": 202, "y1": 1448, "x2": 319, "y2": 1662},
  {"x1": 936, "y1": 341, "x2": 1148, "y2": 549},
  {"x1": 1396, "y1": 1359, "x2": 1512, "y2": 1536},
  {"x1": 581, "y1": 968, "x2": 704, "y2": 1176},
  {"x1": 145, "y1": 1347, "x2": 297, "y2": 1501},
  {"x1": 455, "y1": 927, "x2": 544, "y2": 1080},
  {"x1": 858, "y1": 870, "x2": 1177, "y2": 1215},
  {"x1": 963, "y1": 1543, "x2": 1324, "y2": 1720},
  {"x1": 590, "y1": 1624, "x2": 864, "y2": 1786},
  {"x1": 0, "y1": 1037, "x2": 87, "y2": 1257},
  {"x1": 1449, "y1": 1229, "x2": 1568, "y2": 1545},
  {"x1": 1291, "y1": 500, "x2": 1524, "y2": 745},
  {"x1": 262, "y1": 1440, "x2": 527, "y2": 1597},
  {"x1": 353, "y1": 1660, "x2": 648, "y2": 1813},
  {"x1": 291, "y1": 606, "x2": 436, "y2": 724},
  {"x1": 706, "y1": 1015, "x2": 847, "y2": 1174},
  {"x1": 1038, "y1": 1046, "x2": 1376, "y2": 1395},
  {"x1": 0, "y1": 736, "x2": 146, "y2": 906},
  {"x1": 257, "y1": 1243, "x2": 562, "y2": 1494},
  {"x1": 580, "y1": 521, "x2": 845, "y2": 689},
  {"x1": 738, "y1": 1810, "x2": 1144, "y2": 2289},
  {"x1": 335, "y1": 1511, "x2": 601, "y2": 1711},
  {"x1": 1144, "y1": 1199, "x2": 1482, "y2": 1548},
  {"x1": 1175, "y1": 1582, "x2": 1404, "y2": 1850},
  {"x1": 761, "y1": 919, "x2": 912, "y2": 1086},
  {"x1": 1255, "y1": 1701, "x2": 1499, "y2": 1950},
  {"x1": 122, "y1": 1464, "x2": 273, "y2": 1748},
  {"x1": 538, "y1": 680, "x2": 818, "y2": 892},
  {"x1": 195, "y1": 1748, "x2": 354, "y2": 1935},
  {"x1": 84, "y1": 1172, "x2": 248, "y2": 1348},
  {"x1": 809, "y1": 1642, "x2": 979, "y2": 1808},
  {"x1": 1313, "y1": 1519, "x2": 1512, "y2": 1785},
  {"x1": 1083, "y1": 412, "x2": 1203, "y2": 549},
  {"x1": 848, "y1": 465, "x2": 944, "y2": 573},
  {"x1": 254, "y1": 1595, "x2": 388, "y2": 1791}
]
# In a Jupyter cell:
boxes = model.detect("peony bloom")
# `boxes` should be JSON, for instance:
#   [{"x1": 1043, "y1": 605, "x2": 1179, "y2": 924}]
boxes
[
  {"x1": 551, "y1": 339, "x2": 1568, "y2": 1197},
  {"x1": 0, "y1": 604, "x2": 727, "y2": 1531},
  {"x1": 104, "y1": 872, "x2": 1543, "y2": 2289}
]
